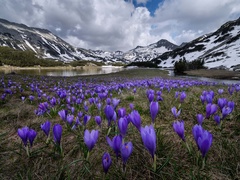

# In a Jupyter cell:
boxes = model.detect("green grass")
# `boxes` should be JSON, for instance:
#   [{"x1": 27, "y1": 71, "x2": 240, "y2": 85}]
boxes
[{"x1": 0, "y1": 70, "x2": 239, "y2": 179}]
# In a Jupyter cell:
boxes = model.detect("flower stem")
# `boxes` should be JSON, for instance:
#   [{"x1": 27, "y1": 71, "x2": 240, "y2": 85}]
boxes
[
  {"x1": 26, "y1": 146, "x2": 30, "y2": 157},
  {"x1": 185, "y1": 142, "x2": 191, "y2": 154},
  {"x1": 201, "y1": 157, "x2": 206, "y2": 170},
  {"x1": 153, "y1": 154, "x2": 157, "y2": 172},
  {"x1": 86, "y1": 151, "x2": 90, "y2": 161}
]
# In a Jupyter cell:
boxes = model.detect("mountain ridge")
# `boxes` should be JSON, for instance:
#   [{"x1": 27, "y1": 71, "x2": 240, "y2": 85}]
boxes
[
  {"x1": 0, "y1": 18, "x2": 179, "y2": 64},
  {"x1": 151, "y1": 17, "x2": 240, "y2": 70},
  {"x1": 0, "y1": 17, "x2": 240, "y2": 70}
]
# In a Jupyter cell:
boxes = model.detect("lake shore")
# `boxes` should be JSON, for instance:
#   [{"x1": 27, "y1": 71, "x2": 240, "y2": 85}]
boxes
[
  {"x1": 184, "y1": 69, "x2": 240, "y2": 80},
  {"x1": 1, "y1": 65, "x2": 240, "y2": 80}
]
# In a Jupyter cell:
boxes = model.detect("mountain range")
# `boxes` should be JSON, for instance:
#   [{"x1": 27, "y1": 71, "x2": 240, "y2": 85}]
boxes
[
  {"x1": 152, "y1": 18, "x2": 240, "y2": 70},
  {"x1": 0, "y1": 17, "x2": 239, "y2": 70}
]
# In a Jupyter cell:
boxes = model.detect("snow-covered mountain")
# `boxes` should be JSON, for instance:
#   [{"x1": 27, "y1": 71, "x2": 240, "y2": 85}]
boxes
[
  {"x1": 1, "y1": 17, "x2": 240, "y2": 69},
  {"x1": 0, "y1": 18, "x2": 125, "y2": 64},
  {"x1": 152, "y1": 18, "x2": 240, "y2": 70},
  {"x1": 123, "y1": 39, "x2": 178, "y2": 62},
  {"x1": 0, "y1": 18, "x2": 179, "y2": 64}
]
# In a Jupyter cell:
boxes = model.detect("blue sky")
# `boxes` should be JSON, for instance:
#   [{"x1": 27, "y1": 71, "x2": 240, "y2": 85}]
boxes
[
  {"x1": 131, "y1": 0, "x2": 163, "y2": 16},
  {"x1": 0, "y1": 0, "x2": 239, "y2": 51}
]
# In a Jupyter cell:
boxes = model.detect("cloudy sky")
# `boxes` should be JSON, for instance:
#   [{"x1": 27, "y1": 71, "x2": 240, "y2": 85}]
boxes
[{"x1": 0, "y1": 0, "x2": 240, "y2": 51}]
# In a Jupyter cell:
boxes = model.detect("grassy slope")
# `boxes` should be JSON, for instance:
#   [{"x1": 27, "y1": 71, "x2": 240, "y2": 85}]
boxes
[{"x1": 0, "y1": 69, "x2": 239, "y2": 179}]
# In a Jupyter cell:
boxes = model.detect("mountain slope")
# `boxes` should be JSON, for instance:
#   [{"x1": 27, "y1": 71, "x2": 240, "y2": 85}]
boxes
[
  {"x1": 0, "y1": 18, "x2": 125, "y2": 64},
  {"x1": 151, "y1": 18, "x2": 240, "y2": 70},
  {"x1": 123, "y1": 39, "x2": 178, "y2": 62},
  {"x1": 0, "y1": 18, "x2": 176, "y2": 64}
]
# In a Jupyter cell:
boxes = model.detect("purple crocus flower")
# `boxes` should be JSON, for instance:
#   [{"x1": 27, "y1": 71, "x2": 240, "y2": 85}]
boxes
[
  {"x1": 83, "y1": 115, "x2": 91, "y2": 126},
  {"x1": 58, "y1": 109, "x2": 67, "y2": 121},
  {"x1": 222, "y1": 107, "x2": 232, "y2": 119},
  {"x1": 77, "y1": 111, "x2": 83, "y2": 119},
  {"x1": 218, "y1": 98, "x2": 227, "y2": 110},
  {"x1": 84, "y1": 129, "x2": 99, "y2": 151},
  {"x1": 102, "y1": 152, "x2": 112, "y2": 174},
  {"x1": 106, "y1": 98, "x2": 111, "y2": 105},
  {"x1": 171, "y1": 107, "x2": 181, "y2": 119},
  {"x1": 53, "y1": 124, "x2": 62, "y2": 145},
  {"x1": 218, "y1": 89, "x2": 224, "y2": 94},
  {"x1": 50, "y1": 97, "x2": 57, "y2": 106},
  {"x1": 112, "y1": 98, "x2": 120, "y2": 109},
  {"x1": 121, "y1": 142, "x2": 133, "y2": 164},
  {"x1": 133, "y1": 88, "x2": 136, "y2": 94},
  {"x1": 104, "y1": 105, "x2": 114, "y2": 126},
  {"x1": 172, "y1": 120, "x2": 185, "y2": 141},
  {"x1": 157, "y1": 95, "x2": 163, "y2": 101},
  {"x1": 150, "y1": 101, "x2": 159, "y2": 123},
  {"x1": 192, "y1": 124, "x2": 204, "y2": 149},
  {"x1": 180, "y1": 92, "x2": 186, "y2": 103},
  {"x1": 214, "y1": 115, "x2": 221, "y2": 125},
  {"x1": 197, "y1": 130, "x2": 213, "y2": 157},
  {"x1": 118, "y1": 107, "x2": 126, "y2": 118},
  {"x1": 227, "y1": 101, "x2": 234, "y2": 112},
  {"x1": 200, "y1": 95, "x2": 205, "y2": 104},
  {"x1": 29, "y1": 95, "x2": 34, "y2": 102},
  {"x1": 18, "y1": 127, "x2": 29, "y2": 146},
  {"x1": 71, "y1": 107, "x2": 75, "y2": 114},
  {"x1": 95, "y1": 116, "x2": 102, "y2": 126},
  {"x1": 84, "y1": 104, "x2": 89, "y2": 112},
  {"x1": 129, "y1": 103, "x2": 134, "y2": 110},
  {"x1": 107, "y1": 135, "x2": 122, "y2": 158},
  {"x1": 205, "y1": 94, "x2": 213, "y2": 104},
  {"x1": 196, "y1": 114, "x2": 204, "y2": 125},
  {"x1": 118, "y1": 117, "x2": 128, "y2": 137},
  {"x1": 141, "y1": 125, "x2": 156, "y2": 158},
  {"x1": 206, "y1": 104, "x2": 218, "y2": 118},
  {"x1": 228, "y1": 86, "x2": 234, "y2": 95},
  {"x1": 147, "y1": 93, "x2": 154, "y2": 102},
  {"x1": 129, "y1": 110, "x2": 142, "y2": 131},
  {"x1": 28, "y1": 129, "x2": 37, "y2": 147},
  {"x1": 66, "y1": 114, "x2": 75, "y2": 125},
  {"x1": 96, "y1": 103, "x2": 102, "y2": 111},
  {"x1": 112, "y1": 111, "x2": 117, "y2": 123},
  {"x1": 41, "y1": 120, "x2": 51, "y2": 136},
  {"x1": 175, "y1": 91, "x2": 179, "y2": 98}
]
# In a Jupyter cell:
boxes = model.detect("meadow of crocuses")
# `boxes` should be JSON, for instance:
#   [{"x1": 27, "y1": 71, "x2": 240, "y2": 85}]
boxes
[{"x1": 0, "y1": 70, "x2": 239, "y2": 179}]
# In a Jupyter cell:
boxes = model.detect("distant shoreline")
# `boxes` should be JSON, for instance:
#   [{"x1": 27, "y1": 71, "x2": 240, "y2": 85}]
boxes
[
  {"x1": 0, "y1": 65, "x2": 123, "y2": 70},
  {"x1": 1, "y1": 65, "x2": 239, "y2": 80},
  {"x1": 184, "y1": 69, "x2": 240, "y2": 80}
]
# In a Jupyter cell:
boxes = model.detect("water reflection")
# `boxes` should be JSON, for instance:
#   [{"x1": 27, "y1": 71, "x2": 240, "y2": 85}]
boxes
[{"x1": 0, "y1": 66, "x2": 124, "y2": 76}]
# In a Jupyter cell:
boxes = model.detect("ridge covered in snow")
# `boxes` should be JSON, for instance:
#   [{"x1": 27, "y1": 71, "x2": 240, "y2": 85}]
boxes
[
  {"x1": 151, "y1": 18, "x2": 240, "y2": 70},
  {"x1": 0, "y1": 17, "x2": 240, "y2": 70}
]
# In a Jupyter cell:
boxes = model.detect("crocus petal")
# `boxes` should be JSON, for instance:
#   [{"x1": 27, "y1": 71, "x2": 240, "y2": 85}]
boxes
[
  {"x1": 41, "y1": 120, "x2": 51, "y2": 136},
  {"x1": 53, "y1": 124, "x2": 62, "y2": 145},
  {"x1": 28, "y1": 129, "x2": 37, "y2": 147},
  {"x1": 121, "y1": 142, "x2": 133, "y2": 164},
  {"x1": 18, "y1": 127, "x2": 29, "y2": 146},
  {"x1": 102, "y1": 152, "x2": 112, "y2": 174}
]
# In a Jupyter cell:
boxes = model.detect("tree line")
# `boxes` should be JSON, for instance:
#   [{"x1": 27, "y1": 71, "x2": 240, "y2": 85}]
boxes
[{"x1": 174, "y1": 57, "x2": 205, "y2": 74}]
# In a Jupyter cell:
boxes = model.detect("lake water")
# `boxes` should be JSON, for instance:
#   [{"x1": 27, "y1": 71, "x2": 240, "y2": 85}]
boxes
[
  {"x1": 0, "y1": 66, "x2": 124, "y2": 76},
  {"x1": 167, "y1": 70, "x2": 240, "y2": 85},
  {"x1": 1, "y1": 66, "x2": 239, "y2": 85}
]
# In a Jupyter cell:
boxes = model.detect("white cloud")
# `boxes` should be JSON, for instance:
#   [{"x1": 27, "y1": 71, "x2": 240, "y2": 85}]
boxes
[
  {"x1": 153, "y1": 0, "x2": 240, "y2": 44},
  {"x1": 0, "y1": 0, "x2": 239, "y2": 51}
]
